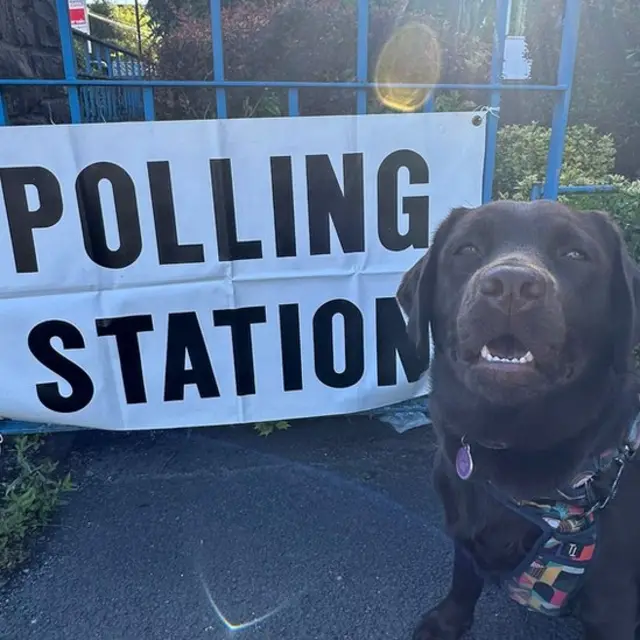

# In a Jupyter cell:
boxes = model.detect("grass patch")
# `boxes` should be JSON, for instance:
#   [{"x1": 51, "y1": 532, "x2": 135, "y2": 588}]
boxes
[{"x1": 0, "y1": 435, "x2": 73, "y2": 579}]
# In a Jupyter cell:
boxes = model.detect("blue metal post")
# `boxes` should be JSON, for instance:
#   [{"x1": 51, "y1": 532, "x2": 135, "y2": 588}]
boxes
[
  {"x1": 0, "y1": 91, "x2": 6, "y2": 125},
  {"x1": 482, "y1": 0, "x2": 509, "y2": 203},
  {"x1": 209, "y1": 0, "x2": 227, "y2": 118},
  {"x1": 288, "y1": 89, "x2": 299, "y2": 116},
  {"x1": 143, "y1": 87, "x2": 155, "y2": 120},
  {"x1": 54, "y1": 0, "x2": 82, "y2": 123},
  {"x1": 423, "y1": 93, "x2": 435, "y2": 113},
  {"x1": 544, "y1": 0, "x2": 582, "y2": 200},
  {"x1": 356, "y1": 0, "x2": 369, "y2": 114},
  {"x1": 83, "y1": 40, "x2": 92, "y2": 74},
  {"x1": 105, "y1": 47, "x2": 113, "y2": 77},
  {"x1": 530, "y1": 183, "x2": 543, "y2": 201}
]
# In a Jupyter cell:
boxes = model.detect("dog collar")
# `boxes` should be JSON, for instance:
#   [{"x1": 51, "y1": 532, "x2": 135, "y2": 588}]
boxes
[{"x1": 456, "y1": 411, "x2": 640, "y2": 505}]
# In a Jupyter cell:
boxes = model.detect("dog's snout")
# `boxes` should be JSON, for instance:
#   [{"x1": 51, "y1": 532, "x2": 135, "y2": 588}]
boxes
[{"x1": 478, "y1": 264, "x2": 547, "y2": 312}]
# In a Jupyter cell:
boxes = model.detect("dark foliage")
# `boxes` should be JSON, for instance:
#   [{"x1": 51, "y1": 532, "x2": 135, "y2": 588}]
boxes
[{"x1": 153, "y1": 0, "x2": 492, "y2": 119}]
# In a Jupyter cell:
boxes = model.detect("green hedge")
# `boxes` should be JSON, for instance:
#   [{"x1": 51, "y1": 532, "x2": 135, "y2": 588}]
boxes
[{"x1": 495, "y1": 122, "x2": 640, "y2": 262}]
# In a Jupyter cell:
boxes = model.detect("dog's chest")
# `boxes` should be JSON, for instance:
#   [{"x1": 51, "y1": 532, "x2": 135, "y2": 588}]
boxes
[
  {"x1": 434, "y1": 464, "x2": 541, "y2": 575},
  {"x1": 462, "y1": 499, "x2": 541, "y2": 577}
]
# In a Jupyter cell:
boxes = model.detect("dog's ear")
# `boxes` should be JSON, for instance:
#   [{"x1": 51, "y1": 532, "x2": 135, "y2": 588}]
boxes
[
  {"x1": 586, "y1": 210, "x2": 640, "y2": 372},
  {"x1": 396, "y1": 206, "x2": 471, "y2": 365},
  {"x1": 611, "y1": 224, "x2": 640, "y2": 372}
]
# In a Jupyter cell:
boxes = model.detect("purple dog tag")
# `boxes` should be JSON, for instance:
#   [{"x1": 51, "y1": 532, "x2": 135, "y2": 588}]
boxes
[{"x1": 456, "y1": 443, "x2": 474, "y2": 480}]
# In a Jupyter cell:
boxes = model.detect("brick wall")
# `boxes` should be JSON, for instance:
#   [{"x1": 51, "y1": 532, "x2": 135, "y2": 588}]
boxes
[{"x1": 0, "y1": 0, "x2": 70, "y2": 124}]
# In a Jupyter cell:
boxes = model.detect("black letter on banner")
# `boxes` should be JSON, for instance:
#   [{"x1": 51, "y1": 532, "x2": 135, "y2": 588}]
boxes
[
  {"x1": 271, "y1": 156, "x2": 296, "y2": 258},
  {"x1": 148, "y1": 161, "x2": 205, "y2": 265},
  {"x1": 307, "y1": 153, "x2": 364, "y2": 255},
  {"x1": 96, "y1": 315, "x2": 153, "y2": 404},
  {"x1": 279, "y1": 304, "x2": 303, "y2": 391},
  {"x1": 313, "y1": 300, "x2": 364, "y2": 388},
  {"x1": 28, "y1": 320, "x2": 94, "y2": 413},
  {"x1": 76, "y1": 162, "x2": 142, "y2": 268},
  {"x1": 377, "y1": 150, "x2": 429, "y2": 251},
  {"x1": 164, "y1": 312, "x2": 220, "y2": 401},
  {"x1": 210, "y1": 159, "x2": 263, "y2": 261},
  {"x1": 0, "y1": 166, "x2": 63, "y2": 273},
  {"x1": 375, "y1": 298, "x2": 426, "y2": 385},
  {"x1": 213, "y1": 307, "x2": 266, "y2": 396}
]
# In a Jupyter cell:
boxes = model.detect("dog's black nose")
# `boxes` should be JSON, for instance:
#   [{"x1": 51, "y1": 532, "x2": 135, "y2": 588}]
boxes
[{"x1": 478, "y1": 264, "x2": 546, "y2": 312}]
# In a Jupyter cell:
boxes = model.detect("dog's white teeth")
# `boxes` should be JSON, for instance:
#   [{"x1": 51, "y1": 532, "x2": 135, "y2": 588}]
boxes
[{"x1": 480, "y1": 346, "x2": 534, "y2": 365}]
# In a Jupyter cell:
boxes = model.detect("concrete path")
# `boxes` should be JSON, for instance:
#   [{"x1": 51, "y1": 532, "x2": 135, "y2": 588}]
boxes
[{"x1": 0, "y1": 417, "x2": 581, "y2": 640}]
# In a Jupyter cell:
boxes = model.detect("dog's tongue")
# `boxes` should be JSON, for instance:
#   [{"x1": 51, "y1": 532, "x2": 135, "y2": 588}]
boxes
[{"x1": 487, "y1": 334, "x2": 526, "y2": 359}]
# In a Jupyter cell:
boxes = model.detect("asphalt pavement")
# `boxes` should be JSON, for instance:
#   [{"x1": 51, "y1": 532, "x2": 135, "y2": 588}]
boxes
[{"x1": 0, "y1": 417, "x2": 581, "y2": 640}]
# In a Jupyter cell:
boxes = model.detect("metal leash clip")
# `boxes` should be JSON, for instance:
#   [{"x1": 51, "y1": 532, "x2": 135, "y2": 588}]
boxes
[{"x1": 586, "y1": 454, "x2": 628, "y2": 515}]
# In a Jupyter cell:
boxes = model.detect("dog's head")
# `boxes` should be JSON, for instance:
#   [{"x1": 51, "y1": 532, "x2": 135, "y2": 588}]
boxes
[{"x1": 398, "y1": 200, "x2": 640, "y2": 412}]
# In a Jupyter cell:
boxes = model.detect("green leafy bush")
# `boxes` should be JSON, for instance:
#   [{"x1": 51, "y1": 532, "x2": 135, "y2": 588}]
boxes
[
  {"x1": 495, "y1": 121, "x2": 640, "y2": 263},
  {"x1": 561, "y1": 181, "x2": 640, "y2": 264},
  {"x1": 0, "y1": 436, "x2": 73, "y2": 578},
  {"x1": 494, "y1": 123, "x2": 617, "y2": 200}
]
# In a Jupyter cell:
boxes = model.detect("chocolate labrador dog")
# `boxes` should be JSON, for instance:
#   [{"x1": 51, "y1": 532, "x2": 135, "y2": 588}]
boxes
[{"x1": 397, "y1": 200, "x2": 640, "y2": 640}]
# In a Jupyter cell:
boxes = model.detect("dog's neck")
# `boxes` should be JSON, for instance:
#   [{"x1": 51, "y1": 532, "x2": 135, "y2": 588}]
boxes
[{"x1": 429, "y1": 358, "x2": 640, "y2": 499}]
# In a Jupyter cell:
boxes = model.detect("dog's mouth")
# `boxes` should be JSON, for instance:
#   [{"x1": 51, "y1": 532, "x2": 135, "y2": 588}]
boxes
[{"x1": 478, "y1": 334, "x2": 535, "y2": 366}]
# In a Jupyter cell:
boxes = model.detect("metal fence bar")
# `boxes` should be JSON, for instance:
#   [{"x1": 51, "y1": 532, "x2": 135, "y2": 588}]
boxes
[
  {"x1": 54, "y1": 0, "x2": 81, "y2": 123},
  {"x1": 143, "y1": 87, "x2": 155, "y2": 120},
  {"x1": 544, "y1": 0, "x2": 582, "y2": 200},
  {"x1": 288, "y1": 88, "x2": 300, "y2": 116},
  {"x1": 482, "y1": 0, "x2": 509, "y2": 203},
  {"x1": 423, "y1": 93, "x2": 436, "y2": 113},
  {"x1": 74, "y1": 29, "x2": 143, "y2": 59},
  {"x1": 83, "y1": 39, "x2": 92, "y2": 74},
  {"x1": 559, "y1": 184, "x2": 616, "y2": 194},
  {"x1": 530, "y1": 182, "x2": 616, "y2": 200},
  {"x1": 209, "y1": 0, "x2": 227, "y2": 118},
  {"x1": 0, "y1": 90, "x2": 6, "y2": 125},
  {"x1": 0, "y1": 420, "x2": 88, "y2": 436},
  {"x1": 356, "y1": 0, "x2": 369, "y2": 114},
  {"x1": 105, "y1": 46, "x2": 113, "y2": 77},
  {"x1": 0, "y1": 78, "x2": 569, "y2": 91}
]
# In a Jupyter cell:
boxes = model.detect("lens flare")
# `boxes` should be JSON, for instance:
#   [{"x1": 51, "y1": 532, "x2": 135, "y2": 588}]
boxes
[
  {"x1": 374, "y1": 22, "x2": 442, "y2": 113},
  {"x1": 200, "y1": 575, "x2": 288, "y2": 633}
]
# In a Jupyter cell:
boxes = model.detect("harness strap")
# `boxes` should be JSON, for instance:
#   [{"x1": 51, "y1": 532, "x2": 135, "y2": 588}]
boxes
[{"x1": 480, "y1": 411, "x2": 640, "y2": 616}]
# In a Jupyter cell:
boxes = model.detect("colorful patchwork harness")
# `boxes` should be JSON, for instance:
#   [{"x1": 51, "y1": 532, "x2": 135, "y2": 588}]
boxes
[{"x1": 475, "y1": 414, "x2": 640, "y2": 617}]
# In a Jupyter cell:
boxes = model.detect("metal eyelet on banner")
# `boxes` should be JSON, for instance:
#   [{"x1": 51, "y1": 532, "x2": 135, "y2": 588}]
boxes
[
  {"x1": 471, "y1": 106, "x2": 500, "y2": 127},
  {"x1": 0, "y1": 433, "x2": 3, "y2": 456}
]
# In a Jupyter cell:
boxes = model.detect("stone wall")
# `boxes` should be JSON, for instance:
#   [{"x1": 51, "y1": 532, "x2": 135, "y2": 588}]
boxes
[{"x1": 0, "y1": 0, "x2": 69, "y2": 124}]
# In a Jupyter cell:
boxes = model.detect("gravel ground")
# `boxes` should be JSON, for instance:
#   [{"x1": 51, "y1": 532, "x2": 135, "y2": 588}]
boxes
[{"x1": 0, "y1": 417, "x2": 581, "y2": 640}]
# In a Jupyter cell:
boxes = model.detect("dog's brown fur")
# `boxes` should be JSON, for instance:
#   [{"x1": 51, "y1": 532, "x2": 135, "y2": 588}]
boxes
[{"x1": 397, "y1": 200, "x2": 640, "y2": 640}]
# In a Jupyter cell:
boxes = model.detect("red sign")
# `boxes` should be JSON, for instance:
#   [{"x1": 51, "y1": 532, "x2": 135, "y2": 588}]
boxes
[
  {"x1": 69, "y1": 7, "x2": 86, "y2": 25},
  {"x1": 68, "y1": 0, "x2": 90, "y2": 34}
]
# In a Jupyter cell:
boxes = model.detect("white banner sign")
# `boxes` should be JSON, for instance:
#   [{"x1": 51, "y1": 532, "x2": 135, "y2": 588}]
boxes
[{"x1": 0, "y1": 113, "x2": 485, "y2": 430}]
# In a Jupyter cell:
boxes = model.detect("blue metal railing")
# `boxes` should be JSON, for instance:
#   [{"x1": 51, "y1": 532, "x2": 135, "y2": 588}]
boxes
[
  {"x1": 530, "y1": 183, "x2": 618, "y2": 200},
  {"x1": 0, "y1": 0, "x2": 583, "y2": 202},
  {"x1": 0, "y1": 0, "x2": 584, "y2": 435},
  {"x1": 73, "y1": 29, "x2": 154, "y2": 123}
]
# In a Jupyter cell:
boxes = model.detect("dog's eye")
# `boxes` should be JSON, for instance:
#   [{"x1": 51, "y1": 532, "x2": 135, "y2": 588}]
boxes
[
  {"x1": 454, "y1": 244, "x2": 480, "y2": 257},
  {"x1": 563, "y1": 249, "x2": 588, "y2": 261}
]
